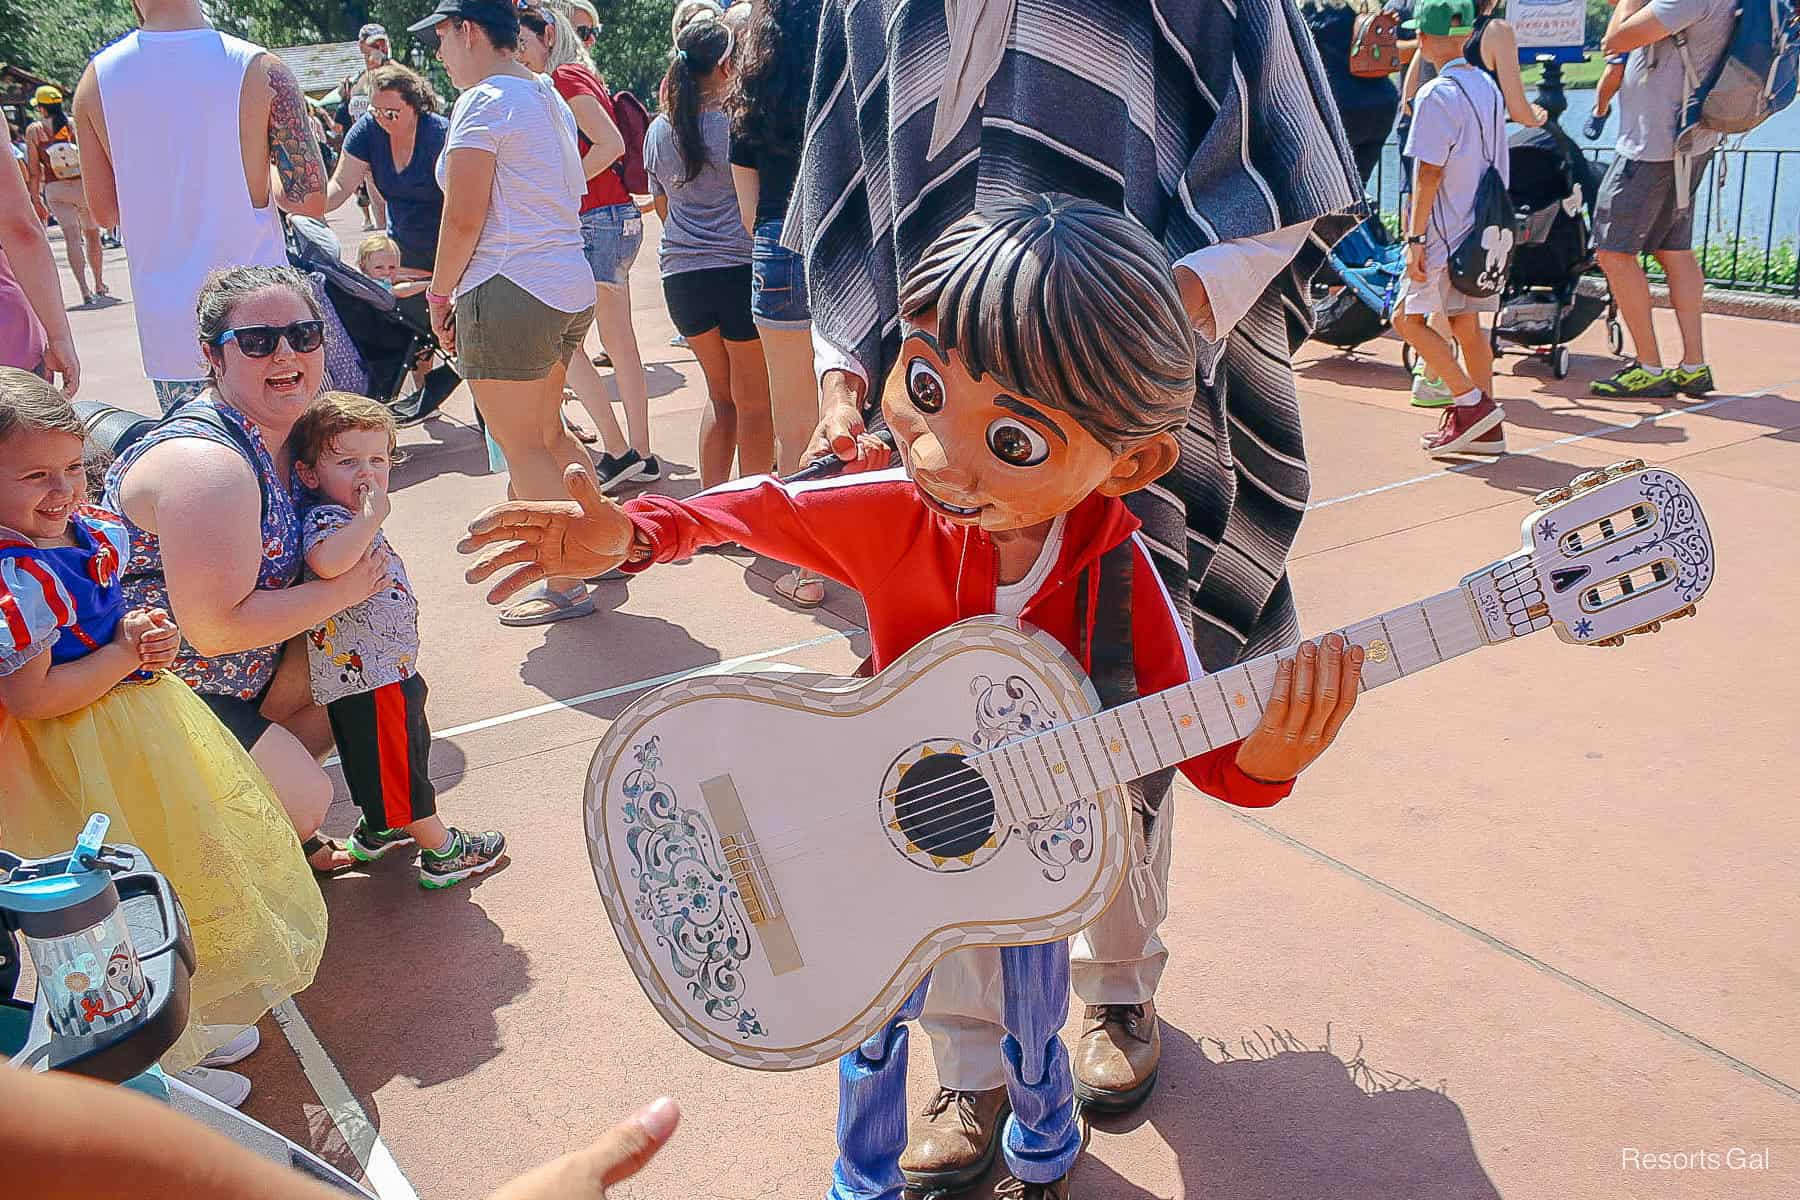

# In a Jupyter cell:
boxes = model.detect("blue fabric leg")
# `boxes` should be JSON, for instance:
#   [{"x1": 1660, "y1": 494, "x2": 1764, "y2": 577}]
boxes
[
  {"x1": 829, "y1": 977, "x2": 930, "y2": 1200},
  {"x1": 998, "y1": 941, "x2": 1080, "y2": 1184}
]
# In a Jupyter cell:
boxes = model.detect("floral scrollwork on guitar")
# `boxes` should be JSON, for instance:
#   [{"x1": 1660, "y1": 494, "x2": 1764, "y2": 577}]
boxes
[
  {"x1": 621, "y1": 736, "x2": 765, "y2": 1038},
  {"x1": 1025, "y1": 798, "x2": 1098, "y2": 882},
  {"x1": 1636, "y1": 473, "x2": 1712, "y2": 603},
  {"x1": 970, "y1": 674, "x2": 1056, "y2": 750}
]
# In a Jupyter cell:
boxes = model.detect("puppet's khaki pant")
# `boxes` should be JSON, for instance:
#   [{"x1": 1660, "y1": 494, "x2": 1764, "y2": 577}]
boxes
[{"x1": 920, "y1": 800, "x2": 1174, "y2": 1091}]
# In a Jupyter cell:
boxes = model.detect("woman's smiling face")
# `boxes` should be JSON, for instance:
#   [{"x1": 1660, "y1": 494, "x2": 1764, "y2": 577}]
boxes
[
  {"x1": 205, "y1": 287, "x2": 324, "y2": 433},
  {"x1": 880, "y1": 312, "x2": 1176, "y2": 533}
]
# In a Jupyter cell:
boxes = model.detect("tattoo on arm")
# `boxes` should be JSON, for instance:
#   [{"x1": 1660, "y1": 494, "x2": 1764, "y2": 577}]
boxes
[{"x1": 266, "y1": 57, "x2": 327, "y2": 208}]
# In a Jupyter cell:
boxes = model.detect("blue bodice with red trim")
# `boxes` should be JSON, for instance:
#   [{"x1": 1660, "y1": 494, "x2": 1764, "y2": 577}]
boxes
[{"x1": 0, "y1": 507, "x2": 130, "y2": 673}]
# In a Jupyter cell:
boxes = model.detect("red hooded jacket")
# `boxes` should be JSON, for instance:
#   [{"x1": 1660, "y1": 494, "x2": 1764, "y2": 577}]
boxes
[{"x1": 623, "y1": 468, "x2": 1291, "y2": 808}]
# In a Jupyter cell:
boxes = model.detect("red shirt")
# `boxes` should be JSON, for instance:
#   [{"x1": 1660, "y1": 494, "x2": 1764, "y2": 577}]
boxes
[
  {"x1": 623, "y1": 469, "x2": 1293, "y2": 808},
  {"x1": 550, "y1": 63, "x2": 630, "y2": 211}
]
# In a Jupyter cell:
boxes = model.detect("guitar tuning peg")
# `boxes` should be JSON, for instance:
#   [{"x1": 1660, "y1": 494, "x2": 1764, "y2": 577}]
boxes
[
  {"x1": 1603, "y1": 458, "x2": 1647, "y2": 478},
  {"x1": 1668, "y1": 604, "x2": 1698, "y2": 621},
  {"x1": 1627, "y1": 620, "x2": 1663, "y2": 637},
  {"x1": 1569, "y1": 470, "x2": 1609, "y2": 494},
  {"x1": 1594, "y1": 635, "x2": 1627, "y2": 648},
  {"x1": 1533, "y1": 484, "x2": 1572, "y2": 508}
]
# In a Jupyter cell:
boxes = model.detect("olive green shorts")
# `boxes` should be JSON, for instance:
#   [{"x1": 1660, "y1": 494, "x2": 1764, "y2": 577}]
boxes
[{"x1": 456, "y1": 274, "x2": 594, "y2": 382}]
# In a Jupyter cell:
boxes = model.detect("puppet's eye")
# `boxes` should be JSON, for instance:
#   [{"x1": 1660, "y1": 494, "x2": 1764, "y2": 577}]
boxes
[
  {"x1": 906, "y1": 358, "x2": 945, "y2": 413},
  {"x1": 986, "y1": 418, "x2": 1050, "y2": 467}
]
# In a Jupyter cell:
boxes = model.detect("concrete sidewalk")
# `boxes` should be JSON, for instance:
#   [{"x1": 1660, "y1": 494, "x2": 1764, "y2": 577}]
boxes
[{"x1": 43, "y1": 209, "x2": 1800, "y2": 1198}]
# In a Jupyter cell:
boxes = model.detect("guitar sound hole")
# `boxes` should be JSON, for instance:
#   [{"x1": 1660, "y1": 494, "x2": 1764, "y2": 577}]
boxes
[{"x1": 894, "y1": 753, "x2": 994, "y2": 859}]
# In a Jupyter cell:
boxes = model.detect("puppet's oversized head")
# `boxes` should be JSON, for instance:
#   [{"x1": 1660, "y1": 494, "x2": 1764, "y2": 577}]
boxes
[{"x1": 883, "y1": 193, "x2": 1195, "y2": 533}]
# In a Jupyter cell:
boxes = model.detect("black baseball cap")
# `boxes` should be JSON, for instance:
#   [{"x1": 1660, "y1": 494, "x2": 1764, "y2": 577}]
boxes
[{"x1": 407, "y1": 0, "x2": 520, "y2": 47}]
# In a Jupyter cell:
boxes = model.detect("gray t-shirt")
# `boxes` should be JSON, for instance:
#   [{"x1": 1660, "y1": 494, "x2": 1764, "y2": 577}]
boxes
[
  {"x1": 1615, "y1": 0, "x2": 1737, "y2": 162},
  {"x1": 1405, "y1": 62, "x2": 1509, "y2": 272},
  {"x1": 644, "y1": 111, "x2": 752, "y2": 275}
]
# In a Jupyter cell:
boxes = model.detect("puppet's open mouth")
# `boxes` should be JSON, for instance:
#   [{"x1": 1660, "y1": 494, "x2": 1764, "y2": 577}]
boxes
[{"x1": 913, "y1": 481, "x2": 983, "y2": 517}]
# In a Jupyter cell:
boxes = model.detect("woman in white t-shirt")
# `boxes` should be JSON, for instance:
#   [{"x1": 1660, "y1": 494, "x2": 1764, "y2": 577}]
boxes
[{"x1": 409, "y1": 0, "x2": 599, "y2": 626}]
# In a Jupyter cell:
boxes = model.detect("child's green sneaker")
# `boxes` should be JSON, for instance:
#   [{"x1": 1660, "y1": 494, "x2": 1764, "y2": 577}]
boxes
[
  {"x1": 419, "y1": 827, "x2": 507, "y2": 889},
  {"x1": 1591, "y1": 362, "x2": 1676, "y2": 398},
  {"x1": 1668, "y1": 363, "x2": 1714, "y2": 398},
  {"x1": 348, "y1": 820, "x2": 416, "y2": 862},
  {"x1": 1410, "y1": 369, "x2": 1455, "y2": 407}
]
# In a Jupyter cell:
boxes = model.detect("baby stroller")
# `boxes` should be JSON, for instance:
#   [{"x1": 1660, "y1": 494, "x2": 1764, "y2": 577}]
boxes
[
  {"x1": 287, "y1": 218, "x2": 461, "y2": 426},
  {"x1": 1311, "y1": 214, "x2": 1406, "y2": 351},
  {"x1": 1489, "y1": 124, "x2": 1622, "y2": 379}
]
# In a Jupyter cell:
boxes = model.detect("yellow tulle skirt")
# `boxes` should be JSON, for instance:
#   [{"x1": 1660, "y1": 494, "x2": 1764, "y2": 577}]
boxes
[{"x1": 0, "y1": 673, "x2": 327, "y2": 1071}]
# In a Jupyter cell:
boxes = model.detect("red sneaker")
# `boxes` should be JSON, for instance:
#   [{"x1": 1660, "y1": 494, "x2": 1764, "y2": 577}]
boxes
[{"x1": 1421, "y1": 393, "x2": 1506, "y2": 457}]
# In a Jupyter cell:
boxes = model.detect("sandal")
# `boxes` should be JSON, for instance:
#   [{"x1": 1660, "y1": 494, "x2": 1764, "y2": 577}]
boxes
[
  {"x1": 562, "y1": 409, "x2": 599, "y2": 445},
  {"x1": 302, "y1": 835, "x2": 355, "y2": 877},
  {"x1": 775, "y1": 567, "x2": 827, "y2": 609},
  {"x1": 499, "y1": 581, "x2": 596, "y2": 627}
]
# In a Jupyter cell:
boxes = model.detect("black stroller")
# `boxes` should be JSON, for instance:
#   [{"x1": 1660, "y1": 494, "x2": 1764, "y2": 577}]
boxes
[
  {"x1": 287, "y1": 218, "x2": 461, "y2": 426},
  {"x1": 1489, "y1": 123, "x2": 1622, "y2": 379}
]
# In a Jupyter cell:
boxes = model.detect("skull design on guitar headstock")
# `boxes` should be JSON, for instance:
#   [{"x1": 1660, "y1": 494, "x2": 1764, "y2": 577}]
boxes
[{"x1": 1461, "y1": 460, "x2": 1714, "y2": 648}]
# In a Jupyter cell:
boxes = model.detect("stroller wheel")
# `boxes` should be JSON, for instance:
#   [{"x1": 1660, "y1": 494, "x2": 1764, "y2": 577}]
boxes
[
  {"x1": 1552, "y1": 346, "x2": 1571, "y2": 380},
  {"x1": 1607, "y1": 319, "x2": 1625, "y2": 357}
]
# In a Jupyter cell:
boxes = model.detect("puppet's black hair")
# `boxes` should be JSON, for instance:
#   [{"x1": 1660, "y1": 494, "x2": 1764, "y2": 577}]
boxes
[{"x1": 898, "y1": 193, "x2": 1196, "y2": 453}]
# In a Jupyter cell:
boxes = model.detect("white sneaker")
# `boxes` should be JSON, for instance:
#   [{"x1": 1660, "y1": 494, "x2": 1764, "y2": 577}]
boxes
[
  {"x1": 177, "y1": 1066, "x2": 252, "y2": 1108},
  {"x1": 197, "y1": 1025, "x2": 260, "y2": 1067}
]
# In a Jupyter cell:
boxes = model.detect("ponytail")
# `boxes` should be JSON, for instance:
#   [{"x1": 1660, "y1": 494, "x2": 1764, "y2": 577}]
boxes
[{"x1": 668, "y1": 18, "x2": 731, "y2": 183}]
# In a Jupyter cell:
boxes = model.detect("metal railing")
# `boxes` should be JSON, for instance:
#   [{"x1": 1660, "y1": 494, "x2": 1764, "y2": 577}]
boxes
[{"x1": 1366, "y1": 140, "x2": 1800, "y2": 298}]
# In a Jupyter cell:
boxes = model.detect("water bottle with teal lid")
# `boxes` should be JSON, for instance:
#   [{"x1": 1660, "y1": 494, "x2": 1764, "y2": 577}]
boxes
[{"x1": 0, "y1": 815, "x2": 149, "y2": 1038}]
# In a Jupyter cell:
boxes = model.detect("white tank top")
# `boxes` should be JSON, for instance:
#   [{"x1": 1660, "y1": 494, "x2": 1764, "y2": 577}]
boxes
[{"x1": 94, "y1": 29, "x2": 287, "y2": 381}]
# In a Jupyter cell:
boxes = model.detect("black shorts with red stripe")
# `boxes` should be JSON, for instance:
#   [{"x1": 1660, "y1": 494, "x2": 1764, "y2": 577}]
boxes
[{"x1": 328, "y1": 672, "x2": 436, "y2": 832}]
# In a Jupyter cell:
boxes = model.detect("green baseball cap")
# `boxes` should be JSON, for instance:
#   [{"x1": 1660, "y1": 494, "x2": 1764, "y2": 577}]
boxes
[{"x1": 1404, "y1": 0, "x2": 1477, "y2": 36}]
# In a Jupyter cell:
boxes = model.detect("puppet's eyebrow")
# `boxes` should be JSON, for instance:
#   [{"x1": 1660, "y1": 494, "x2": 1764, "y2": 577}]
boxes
[
  {"x1": 994, "y1": 395, "x2": 1069, "y2": 444},
  {"x1": 904, "y1": 328, "x2": 944, "y2": 357}
]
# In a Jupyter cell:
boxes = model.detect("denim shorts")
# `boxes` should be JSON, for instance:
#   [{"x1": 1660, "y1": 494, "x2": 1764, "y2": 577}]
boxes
[
  {"x1": 581, "y1": 203, "x2": 644, "y2": 286},
  {"x1": 750, "y1": 219, "x2": 811, "y2": 329}
]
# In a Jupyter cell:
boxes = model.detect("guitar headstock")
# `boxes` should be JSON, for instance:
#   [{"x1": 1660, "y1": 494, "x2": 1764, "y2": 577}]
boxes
[{"x1": 1462, "y1": 461, "x2": 1714, "y2": 647}]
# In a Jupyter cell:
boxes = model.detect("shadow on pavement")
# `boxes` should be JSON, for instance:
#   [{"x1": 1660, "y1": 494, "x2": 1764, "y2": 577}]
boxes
[
  {"x1": 515, "y1": 582, "x2": 721, "y2": 709},
  {"x1": 1080, "y1": 1024, "x2": 1500, "y2": 1200}
]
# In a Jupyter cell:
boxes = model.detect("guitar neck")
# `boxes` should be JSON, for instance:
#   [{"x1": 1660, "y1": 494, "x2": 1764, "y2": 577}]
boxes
[{"x1": 985, "y1": 586, "x2": 1491, "y2": 817}]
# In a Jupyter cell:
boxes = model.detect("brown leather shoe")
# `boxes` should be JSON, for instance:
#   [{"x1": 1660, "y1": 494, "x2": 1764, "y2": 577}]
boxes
[
  {"x1": 1072, "y1": 1001, "x2": 1161, "y2": 1113},
  {"x1": 899, "y1": 1086, "x2": 1009, "y2": 1195},
  {"x1": 994, "y1": 1174, "x2": 1070, "y2": 1199}
]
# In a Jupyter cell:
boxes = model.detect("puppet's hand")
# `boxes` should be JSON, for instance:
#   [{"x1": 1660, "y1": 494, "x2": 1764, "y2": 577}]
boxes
[
  {"x1": 460, "y1": 465, "x2": 635, "y2": 603},
  {"x1": 1233, "y1": 635, "x2": 1363, "y2": 783}
]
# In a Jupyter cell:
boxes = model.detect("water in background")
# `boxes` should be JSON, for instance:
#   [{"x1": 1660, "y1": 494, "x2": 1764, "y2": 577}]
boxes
[{"x1": 1374, "y1": 88, "x2": 1800, "y2": 277}]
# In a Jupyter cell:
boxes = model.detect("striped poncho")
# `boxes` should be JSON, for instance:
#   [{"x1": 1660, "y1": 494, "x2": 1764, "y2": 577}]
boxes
[{"x1": 789, "y1": 0, "x2": 1363, "y2": 669}]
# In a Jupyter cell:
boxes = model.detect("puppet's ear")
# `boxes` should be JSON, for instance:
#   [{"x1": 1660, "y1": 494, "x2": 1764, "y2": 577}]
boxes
[{"x1": 1096, "y1": 431, "x2": 1180, "y2": 498}]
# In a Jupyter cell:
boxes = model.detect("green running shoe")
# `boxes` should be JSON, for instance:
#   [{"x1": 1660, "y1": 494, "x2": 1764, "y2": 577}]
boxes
[
  {"x1": 1592, "y1": 363, "x2": 1676, "y2": 398},
  {"x1": 419, "y1": 827, "x2": 507, "y2": 889},
  {"x1": 1668, "y1": 363, "x2": 1714, "y2": 397},
  {"x1": 1410, "y1": 365, "x2": 1455, "y2": 407},
  {"x1": 349, "y1": 819, "x2": 416, "y2": 862}
]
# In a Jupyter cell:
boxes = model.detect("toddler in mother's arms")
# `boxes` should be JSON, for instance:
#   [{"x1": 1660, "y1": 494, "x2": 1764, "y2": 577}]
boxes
[{"x1": 290, "y1": 392, "x2": 506, "y2": 889}]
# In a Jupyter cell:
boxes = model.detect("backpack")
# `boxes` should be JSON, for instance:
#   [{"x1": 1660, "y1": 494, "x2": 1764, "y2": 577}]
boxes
[
  {"x1": 1675, "y1": 0, "x2": 1800, "y2": 138},
  {"x1": 43, "y1": 126, "x2": 81, "y2": 180},
  {"x1": 609, "y1": 89, "x2": 652, "y2": 195},
  {"x1": 1350, "y1": 7, "x2": 1403, "y2": 78},
  {"x1": 1436, "y1": 73, "x2": 1518, "y2": 299}
]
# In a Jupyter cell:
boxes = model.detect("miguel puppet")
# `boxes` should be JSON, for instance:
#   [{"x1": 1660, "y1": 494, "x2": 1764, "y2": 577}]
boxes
[{"x1": 461, "y1": 193, "x2": 1365, "y2": 1200}]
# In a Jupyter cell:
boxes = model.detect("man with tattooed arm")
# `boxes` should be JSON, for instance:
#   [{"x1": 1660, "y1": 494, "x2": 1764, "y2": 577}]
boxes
[{"x1": 76, "y1": 1, "x2": 328, "y2": 412}]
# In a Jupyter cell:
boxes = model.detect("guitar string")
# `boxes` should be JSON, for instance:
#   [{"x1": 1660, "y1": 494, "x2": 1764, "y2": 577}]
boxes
[
  {"x1": 721, "y1": 612, "x2": 1458, "y2": 870},
  {"x1": 662, "y1": 611, "x2": 1459, "y2": 875}
]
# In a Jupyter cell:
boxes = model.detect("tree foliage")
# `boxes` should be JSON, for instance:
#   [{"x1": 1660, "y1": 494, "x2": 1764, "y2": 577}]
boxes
[
  {"x1": 0, "y1": 0, "x2": 138, "y2": 93},
  {"x1": 207, "y1": 0, "x2": 675, "y2": 102}
]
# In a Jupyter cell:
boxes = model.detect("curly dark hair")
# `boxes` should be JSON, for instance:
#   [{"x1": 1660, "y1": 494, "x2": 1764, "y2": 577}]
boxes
[{"x1": 724, "y1": 0, "x2": 818, "y2": 165}]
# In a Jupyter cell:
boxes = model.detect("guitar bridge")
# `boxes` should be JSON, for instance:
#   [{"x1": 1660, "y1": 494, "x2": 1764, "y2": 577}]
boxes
[{"x1": 701, "y1": 775, "x2": 803, "y2": 976}]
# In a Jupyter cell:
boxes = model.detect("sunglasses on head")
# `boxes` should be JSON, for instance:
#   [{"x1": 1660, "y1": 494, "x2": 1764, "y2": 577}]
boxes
[{"x1": 212, "y1": 321, "x2": 326, "y2": 358}]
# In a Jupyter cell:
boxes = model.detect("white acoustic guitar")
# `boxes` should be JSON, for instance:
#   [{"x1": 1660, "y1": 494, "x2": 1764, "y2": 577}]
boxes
[{"x1": 583, "y1": 461, "x2": 1713, "y2": 1070}]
